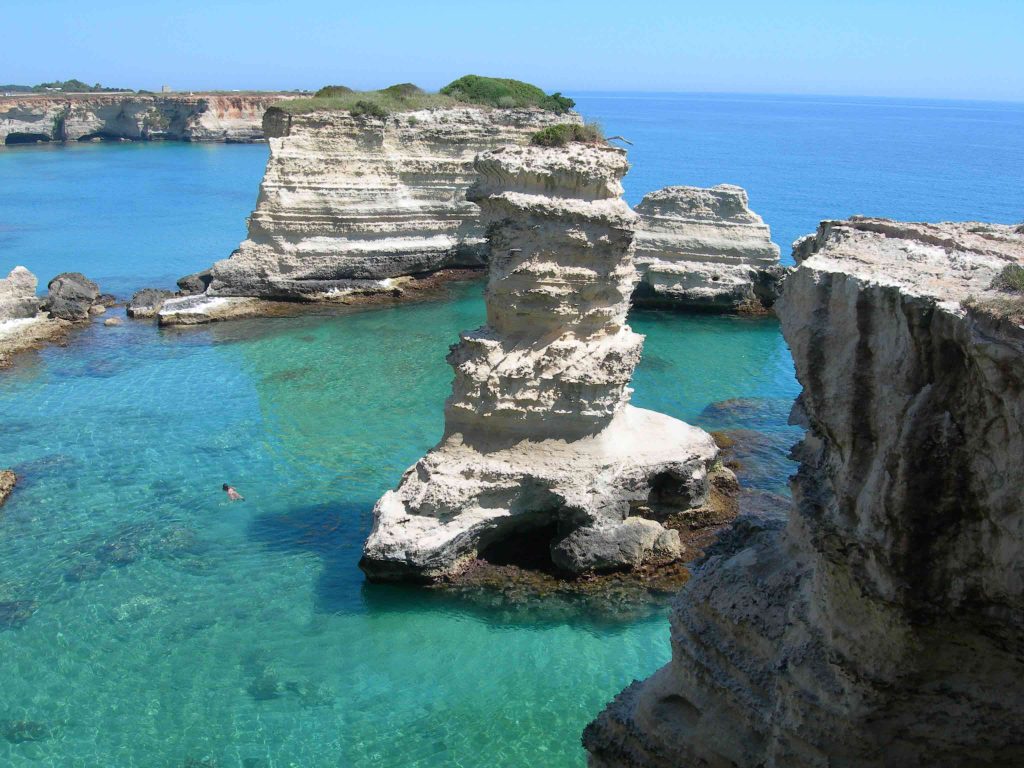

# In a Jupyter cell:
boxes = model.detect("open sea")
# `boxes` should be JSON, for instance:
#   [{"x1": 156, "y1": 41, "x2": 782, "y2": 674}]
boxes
[{"x1": 0, "y1": 93, "x2": 1021, "y2": 767}]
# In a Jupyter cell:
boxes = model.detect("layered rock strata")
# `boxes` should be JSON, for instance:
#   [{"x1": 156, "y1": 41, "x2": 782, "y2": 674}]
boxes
[
  {"x1": 0, "y1": 93, "x2": 287, "y2": 145},
  {"x1": 159, "y1": 106, "x2": 574, "y2": 324},
  {"x1": 360, "y1": 143, "x2": 719, "y2": 582},
  {"x1": 632, "y1": 185, "x2": 785, "y2": 311},
  {"x1": 584, "y1": 217, "x2": 1024, "y2": 767}
]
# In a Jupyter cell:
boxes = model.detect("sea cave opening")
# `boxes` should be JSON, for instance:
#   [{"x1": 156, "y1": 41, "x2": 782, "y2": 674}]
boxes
[
  {"x1": 478, "y1": 520, "x2": 561, "y2": 573},
  {"x1": 5, "y1": 133, "x2": 51, "y2": 145}
]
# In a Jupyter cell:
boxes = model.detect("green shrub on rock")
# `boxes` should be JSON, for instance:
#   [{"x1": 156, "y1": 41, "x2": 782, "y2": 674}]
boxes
[
  {"x1": 315, "y1": 85, "x2": 354, "y2": 97},
  {"x1": 530, "y1": 122, "x2": 605, "y2": 147},
  {"x1": 440, "y1": 75, "x2": 575, "y2": 112}
]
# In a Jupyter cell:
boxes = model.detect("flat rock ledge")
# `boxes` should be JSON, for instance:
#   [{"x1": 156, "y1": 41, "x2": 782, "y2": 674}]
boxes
[
  {"x1": 158, "y1": 268, "x2": 483, "y2": 325},
  {"x1": 361, "y1": 143, "x2": 724, "y2": 587},
  {"x1": 584, "y1": 217, "x2": 1024, "y2": 768},
  {"x1": 632, "y1": 185, "x2": 787, "y2": 312}
]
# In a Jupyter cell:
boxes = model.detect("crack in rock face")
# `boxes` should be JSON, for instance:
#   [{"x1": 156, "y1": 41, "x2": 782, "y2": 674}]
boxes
[
  {"x1": 583, "y1": 217, "x2": 1024, "y2": 768},
  {"x1": 359, "y1": 143, "x2": 720, "y2": 583}
]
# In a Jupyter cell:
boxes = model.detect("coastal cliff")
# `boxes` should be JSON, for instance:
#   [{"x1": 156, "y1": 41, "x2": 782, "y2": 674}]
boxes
[
  {"x1": 632, "y1": 185, "x2": 785, "y2": 311},
  {"x1": 0, "y1": 93, "x2": 288, "y2": 145},
  {"x1": 360, "y1": 143, "x2": 721, "y2": 582},
  {"x1": 183, "y1": 106, "x2": 574, "y2": 306},
  {"x1": 584, "y1": 217, "x2": 1024, "y2": 767}
]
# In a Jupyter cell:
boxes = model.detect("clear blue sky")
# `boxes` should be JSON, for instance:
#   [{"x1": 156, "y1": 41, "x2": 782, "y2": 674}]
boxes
[{"x1": 5, "y1": 0, "x2": 1023, "y2": 101}]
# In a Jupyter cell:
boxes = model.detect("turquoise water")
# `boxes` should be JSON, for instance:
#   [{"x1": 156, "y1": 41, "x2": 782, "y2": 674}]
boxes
[
  {"x1": 0, "y1": 287, "x2": 797, "y2": 767},
  {"x1": 1, "y1": 92, "x2": 1018, "y2": 765}
]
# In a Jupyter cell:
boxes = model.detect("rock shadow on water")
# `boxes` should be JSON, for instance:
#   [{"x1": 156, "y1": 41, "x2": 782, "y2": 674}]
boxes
[{"x1": 247, "y1": 501, "x2": 368, "y2": 615}]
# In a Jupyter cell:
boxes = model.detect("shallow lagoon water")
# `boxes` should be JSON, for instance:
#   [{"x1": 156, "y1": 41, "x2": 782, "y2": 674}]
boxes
[
  {"x1": 1, "y1": 92, "x2": 1020, "y2": 765},
  {"x1": 0, "y1": 287, "x2": 798, "y2": 767}
]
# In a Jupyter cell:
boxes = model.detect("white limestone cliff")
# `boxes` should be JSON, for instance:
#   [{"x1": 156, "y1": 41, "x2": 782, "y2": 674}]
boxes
[
  {"x1": 0, "y1": 266, "x2": 65, "y2": 368},
  {"x1": 360, "y1": 143, "x2": 719, "y2": 582},
  {"x1": 189, "y1": 106, "x2": 574, "y2": 306},
  {"x1": 0, "y1": 93, "x2": 286, "y2": 145},
  {"x1": 632, "y1": 184, "x2": 785, "y2": 311},
  {"x1": 584, "y1": 217, "x2": 1024, "y2": 767}
]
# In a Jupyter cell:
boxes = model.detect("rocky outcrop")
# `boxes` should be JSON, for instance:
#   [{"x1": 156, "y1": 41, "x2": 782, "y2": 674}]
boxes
[
  {"x1": 176, "y1": 269, "x2": 212, "y2": 295},
  {"x1": 0, "y1": 266, "x2": 41, "y2": 320},
  {"x1": 360, "y1": 143, "x2": 720, "y2": 582},
  {"x1": 126, "y1": 288, "x2": 176, "y2": 318},
  {"x1": 44, "y1": 272, "x2": 100, "y2": 321},
  {"x1": 159, "y1": 106, "x2": 575, "y2": 324},
  {"x1": 0, "y1": 470, "x2": 15, "y2": 507},
  {"x1": 0, "y1": 266, "x2": 71, "y2": 368},
  {"x1": 584, "y1": 217, "x2": 1024, "y2": 767},
  {"x1": 632, "y1": 185, "x2": 785, "y2": 311},
  {"x1": 0, "y1": 93, "x2": 289, "y2": 145}
]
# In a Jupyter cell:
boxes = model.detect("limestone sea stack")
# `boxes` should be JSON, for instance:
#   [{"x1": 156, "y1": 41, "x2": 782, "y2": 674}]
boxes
[
  {"x1": 360, "y1": 143, "x2": 719, "y2": 582},
  {"x1": 632, "y1": 184, "x2": 785, "y2": 311},
  {"x1": 584, "y1": 217, "x2": 1024, "y2": 767},
  {"x1": 160, "y1": 106, "x2": 575, "y2": 324}
]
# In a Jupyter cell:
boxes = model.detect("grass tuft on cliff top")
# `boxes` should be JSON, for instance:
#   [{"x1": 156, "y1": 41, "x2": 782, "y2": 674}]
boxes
[
  {"x1": 278, "y1": 76, "x2": 574, "y2": 116},
  {"x1": 530, "y1": 122, "x2": 605, "y2": 147}
]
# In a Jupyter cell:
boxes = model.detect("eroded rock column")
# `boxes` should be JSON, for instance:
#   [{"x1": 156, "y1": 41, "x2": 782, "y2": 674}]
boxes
[{"x1": 360, "y1": 143, "x2": 719, "y2": 582}]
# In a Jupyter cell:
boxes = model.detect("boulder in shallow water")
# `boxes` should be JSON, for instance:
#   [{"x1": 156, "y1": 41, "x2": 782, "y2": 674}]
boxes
[
  {"x1": 176, "y1": 269, "x2": 213, "y2": 295},
  {"x1": 127, "y1": 288, "x2": 177, "y2": 318},
  {"x1": 0, "y1": 469, "x2": 15, "y2": 506},
  {"x1": 0, "y1": 266, "x2": 42, "y2": 320},
  {"x1": 44, "y1": 272, "x2": 100, "y2": 321},
  {"x1": 0, "y1": 719, "x2": 50, "y2": 744}
]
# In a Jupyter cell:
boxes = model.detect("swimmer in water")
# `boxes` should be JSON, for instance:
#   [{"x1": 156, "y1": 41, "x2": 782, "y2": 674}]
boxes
[{"x1": 222, "y1": 483, "x2": 244, "y2": 501}]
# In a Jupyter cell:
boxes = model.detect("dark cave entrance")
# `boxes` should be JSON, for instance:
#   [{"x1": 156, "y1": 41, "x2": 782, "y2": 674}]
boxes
[
  {"x1": 5, "y1": 133, "x2": 51, "y2": 145},
  {"x1": 479, "y1": 521, "x2": 561, "y2": 573}
]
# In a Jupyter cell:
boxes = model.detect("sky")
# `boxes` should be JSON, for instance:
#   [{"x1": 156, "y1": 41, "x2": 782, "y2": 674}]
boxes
[{"x1": 4, "y1": 0, "x2": 1023, "y2": 101}]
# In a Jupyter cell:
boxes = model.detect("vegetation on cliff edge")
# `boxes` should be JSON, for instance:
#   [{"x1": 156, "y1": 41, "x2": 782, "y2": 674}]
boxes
[
  {"x1": 530, "y1": 122, "x2": 605, "y2": 147},
  {"x1": 279, "y1": 76, "x2": 575, "y2": 116}
]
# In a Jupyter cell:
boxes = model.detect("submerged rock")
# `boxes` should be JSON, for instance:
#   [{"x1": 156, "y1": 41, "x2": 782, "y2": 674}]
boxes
[
  {"x1": 0, "y1": 600, "x2": 37, "y2": 630},
  {"x1": 0, "y1": 469, "x2": 15, "y2": 506},
  {"x1": 126, "y1": 288, "x2": 176, "y2": 318},
  {"x1": 584, "y1": 217, "x2": 1024, "y2": 767},
  {"x1": 44, "y1": 271, "x2": 100, "y2": 321},
  {"x1": 0, "y1": 719, "x2": 50, "y2": 744},
  {"x1": 632, "y1": 185, "x2": 786, "y2": 312},
  {"x1": 360, "y1": 143, "x2": 722, "y2": 583},
  {"x1": 0, "y1": 266, "x2": 42, "y2": 320}
]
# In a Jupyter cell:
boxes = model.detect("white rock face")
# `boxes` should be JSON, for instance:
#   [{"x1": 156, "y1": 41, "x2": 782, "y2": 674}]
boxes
[
  {"x1": 633, "y1": 185, "x2": 785, "y2": 310},
  {"x1": 0, "y1": 266, "x2": 41, "y2": 320},
  {"x1": 360, "y1": 143, "x2": 719, "y2": 581},
  {"x1": 0, "y1": 94, "x2": 285, "y2": 145},
  {"x1": 204, "y1": 106, "x2": 575, "y2": 300},
  {"x1": 584, "y1": 217, "x2": 1024, "y2": 767}
]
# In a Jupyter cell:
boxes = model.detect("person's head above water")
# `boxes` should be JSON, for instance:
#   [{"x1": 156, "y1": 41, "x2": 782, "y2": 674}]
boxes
[{"x1": 222, "y1": 483, "x2": 230, "y2": 491}]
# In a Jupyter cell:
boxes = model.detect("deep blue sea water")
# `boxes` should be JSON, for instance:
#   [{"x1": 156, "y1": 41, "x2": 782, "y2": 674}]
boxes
[{"x1": 0, "y1": 93, "x2": 1020, "y2": 766}]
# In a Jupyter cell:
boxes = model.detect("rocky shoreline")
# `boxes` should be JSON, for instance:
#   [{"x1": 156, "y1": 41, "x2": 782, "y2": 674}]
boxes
[
  {"x1": 0, "y1": 92, "x2": 291, "y2": 145},
  {"x1": 584, "y1": 217, "x2": 1024, "y2": 767}
]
